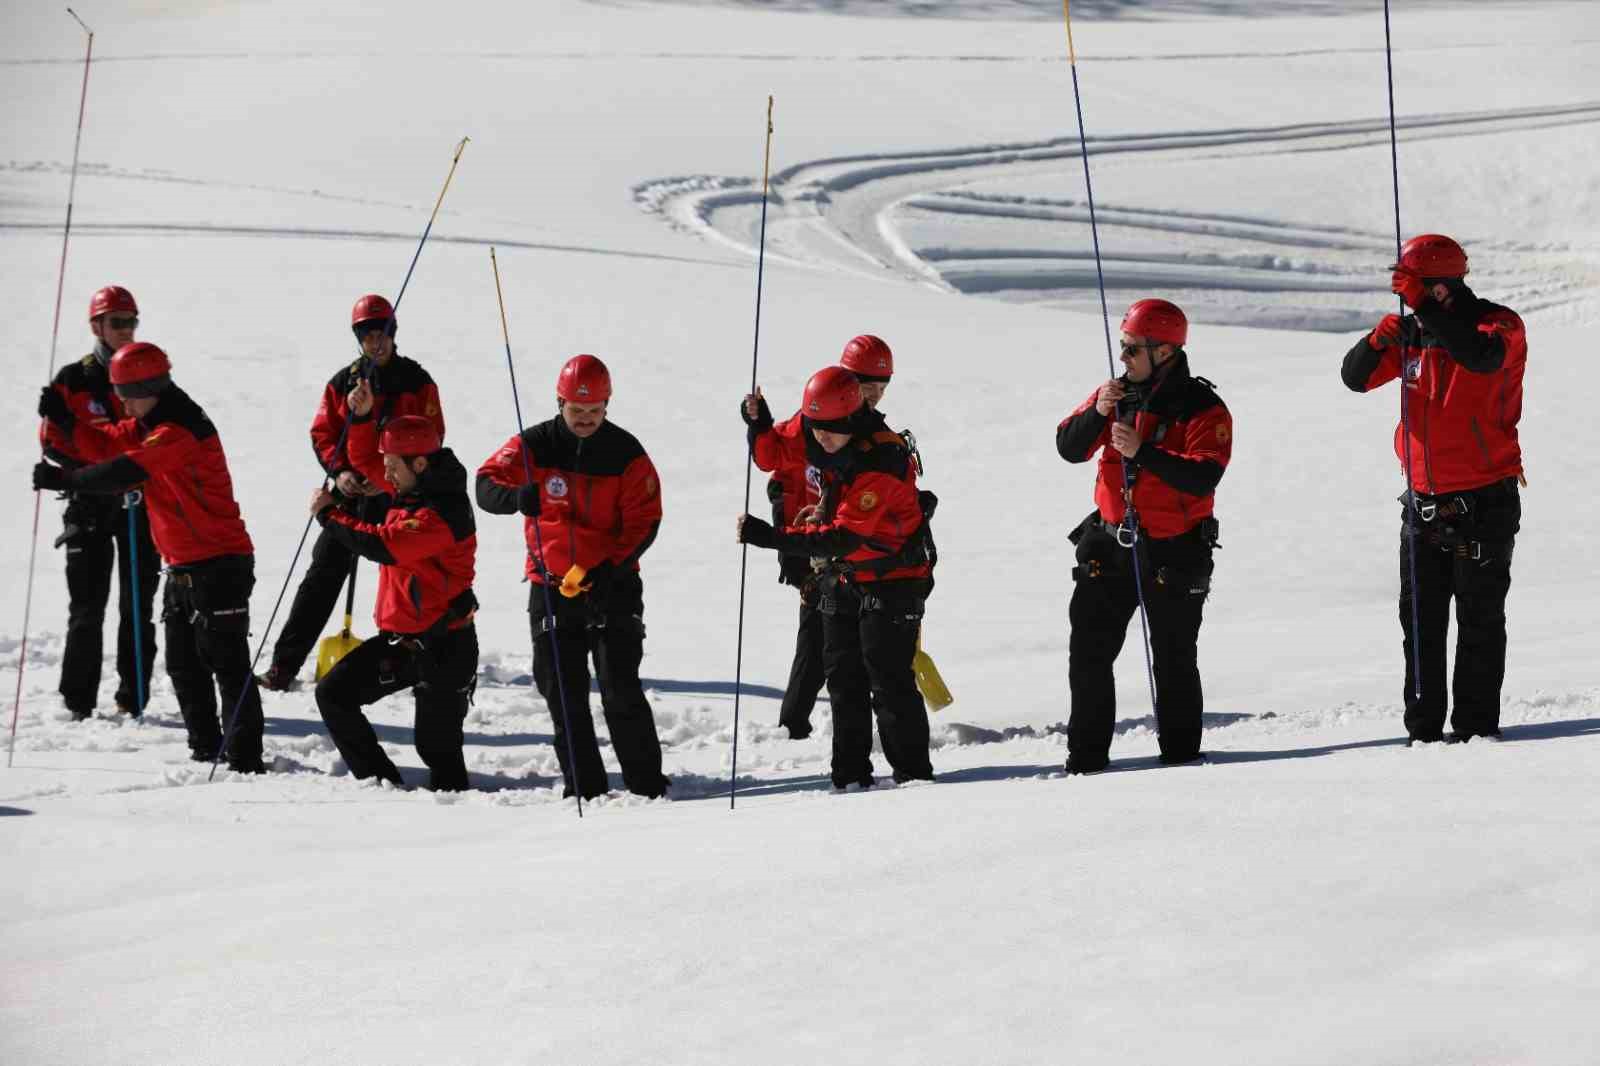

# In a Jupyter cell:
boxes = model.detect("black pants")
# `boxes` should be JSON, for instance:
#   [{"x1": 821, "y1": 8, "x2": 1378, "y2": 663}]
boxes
[
  {"x1": 316, "y1": 623, "x2": 478, "y2": 791},
  {"x1": 1399, "y1": 480, "x2": 1520, "y2": 739},
  {"x1": 1067, "y1": 523, "x2": 1213, "y2": 764},
  {"x1": 530, "y1": 571, "x2": 667, "y2": 799},
  {"x1": 270, "y1": 494, "x2": 388, "y2": 677},
  {"x1": 778, "y1": 584, "x2": 826, "y2": 738},
  {"x1": 58, "y1": 494, "x2": 159, "y2": 713},
  {"x1": 163, "y1": 554, "x2": 262, "y2": 767},
  {"x1": 819, "y1": 577, "x2": 934, "y2": 789}
]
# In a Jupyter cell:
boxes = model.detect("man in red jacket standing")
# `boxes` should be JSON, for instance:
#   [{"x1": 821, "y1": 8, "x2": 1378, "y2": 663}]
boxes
[
  {"x1": 311, "y1": 413, "x2": 478, "y2": 791},
  {"x1": 738, "y1": 366, "x2": 936, "y2": 790},
  {"x1": 1056, "y1": 299, "x2": 1231, "y2": 774},
  {"x1": 37, "y1": 286, "x2": 159, "y2": 720},
  {"x1": 36, "y1": 343, "x2": 264, "y2": 771},
  {"x1": 1342, "y1": 234, "x2": 1526, "y2": 744},
  {"x1": 476, "y1": 355, "x2": 668, "y2": 800},
  {"x1": 258, "y1": 294, "x2": 445, "y2": 691},
  {"x1": 741, "y1": 334, "x2": 898, "y2": 739}
]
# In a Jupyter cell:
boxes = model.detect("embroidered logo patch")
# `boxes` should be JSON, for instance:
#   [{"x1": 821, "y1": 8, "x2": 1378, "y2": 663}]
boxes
[
  {"x1": 805, "y1": 465, "x2": 822, "y2": 492},
  {"x1": 643, "y1": 474, "x2": 658, "y2": 498},
  {"x1": 88, "y1": 400, "x2": 106, "y2": 417},
  {"x1": 857, "y1": 490, "x2": 879, "y2": 512},
  {"x1": 400, "y1": 518, "x2": 423, "y2": 531},
  {"x1": 1404, "y1": 357, "x2": 1422, "y2": 383},
  {"x1": 1216, "y1": 424, "x2": 1230, "y2": 444},
  {"x1": 545, "y1": 475, "x2": 569, "y2": 499}
]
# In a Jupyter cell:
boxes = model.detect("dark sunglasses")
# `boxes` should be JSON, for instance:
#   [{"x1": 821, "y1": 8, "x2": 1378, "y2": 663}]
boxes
[
  {"x1": 106, "y1": 316, "x2": 139, "y2": 330},
  {"x1": 1119, "y1": 341, "x2": 1161, "y2": 356},
  {"x1": 352, "y1": 320, "x2": 389, "y2": 339}
]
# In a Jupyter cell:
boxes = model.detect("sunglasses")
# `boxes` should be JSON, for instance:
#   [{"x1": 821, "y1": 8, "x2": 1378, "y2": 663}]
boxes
[
  {"x1": 352, "y1": 320, "x2": 389, "y2": 339},
  {"x1": 1119, "y1": 341, "x2": 1161, "y2": 356},
  {"x1": 106, "y1": 316, "x2": 139, "y2": 330}
]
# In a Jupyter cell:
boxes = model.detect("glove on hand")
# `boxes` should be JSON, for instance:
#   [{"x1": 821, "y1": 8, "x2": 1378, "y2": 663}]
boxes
[
  {"x1": 1391, "y1": 269, "x2": 1427, "y2": 310},
  {"x1": 558, "y1": 564, "x2": 591, "y2": 599},
  {"x1": 1369, "y1": 313, "x2": 1404, "y2": 350},
  {"x1": 38, "y1": 387, "x2": 74, "y2": 430},
  {"x1": 739, "y1": 514, "x2": 778, "y2": 549},
  {"x1": 741, "y1": 393, "x2": 774, "y2": 433},
  {"x1": 517, "y1": 483, "x2": 541, "y2": 517},
  {"x1": 33, "y1": 461, "x2": 69, "y2": 493}
]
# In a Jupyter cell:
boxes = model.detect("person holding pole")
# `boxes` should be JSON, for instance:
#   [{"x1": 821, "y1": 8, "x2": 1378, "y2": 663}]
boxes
[
  {"x1": 311, "y1": 412, "x2": 479, "y2": 791},
  {"x1": 1341, "y1": 234, "x2": 1526, "y2": 745},
  {"x1": 37, "y1": 286, "x2": 160, "y2": 720},
  {"x1": 257, "y1": 294, "x2": 445, "y2": 691},
  {"x1": 35, "y1": 343, "x2": 264, "y2": 771},
  {"x1": 1055, "y1": 299, "x2": 1230, "y2": 774},
  {"x1": 475, "y1": 355, "x2": 669, "y2": 800},
  {"x1": 737, "y1": 366, "x2": 936, "y2": 790},
  {"x1": 740, "y1": 334, "x2": 899, "y2": 740}
]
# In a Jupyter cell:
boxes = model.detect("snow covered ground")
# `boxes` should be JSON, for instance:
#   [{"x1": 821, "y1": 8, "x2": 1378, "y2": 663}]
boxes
[{"x1": 2, "y1": 1, "x2": 1597, "y2": 1063}]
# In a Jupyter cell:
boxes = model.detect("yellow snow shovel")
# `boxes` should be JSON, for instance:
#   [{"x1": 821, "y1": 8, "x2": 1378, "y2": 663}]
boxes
[
  {"x1": 314, "y1": 560, "x2": 364, "y2": 681},
  {"x1": 913, "y1": 630, "x2": 953, "y2": 711}
]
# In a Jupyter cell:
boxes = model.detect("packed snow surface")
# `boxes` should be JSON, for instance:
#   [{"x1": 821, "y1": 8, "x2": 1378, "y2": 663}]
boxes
[{"x1": 2, "y1": 1, "x2": 1597, "y2": 1063}]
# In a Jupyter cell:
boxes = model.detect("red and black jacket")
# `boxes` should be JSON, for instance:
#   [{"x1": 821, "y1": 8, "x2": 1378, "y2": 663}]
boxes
[
  {"x1": 475, "y1": 416, "x2": 662, "y2": 586},
  {"x1": 60, "y1": 385, "x2": 254, "y2": 566},
  {"x1": 318, "y1": 438, "x2": 477, "y2": 637},
  {"x1": 311, "y1": 354, "x2": 445, "y2": 484},
  {"x1": 39, "y1": 349, "x2": 131, "y2": 470},
  {"x1": 1057, "y1": 356, "x2": 1232, "y2": 540},
  {"x1": 754, "y1": 412, "x2": 931, "y2": 585},
  {"x1": 1342, "y1": 288, "x2": 1525, "y2": 494}
]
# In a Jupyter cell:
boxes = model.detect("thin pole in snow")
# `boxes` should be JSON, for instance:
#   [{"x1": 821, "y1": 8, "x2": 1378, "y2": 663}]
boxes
[
  {"x1": 1383, "y1": 0, "x2": 1426, "y2": 702},
  {"x1": 731, "y1": 95, "x2": 775, "y2": 810},
  {"x1": 491, "y1": 247, "x2": 585, "y2": 819},
  {"x1": 1061, "y1": 1, "x2": 1159, "y2": 720},
  {"x1": 10, "y1": 9, "x2": 95, "y2": 769}
]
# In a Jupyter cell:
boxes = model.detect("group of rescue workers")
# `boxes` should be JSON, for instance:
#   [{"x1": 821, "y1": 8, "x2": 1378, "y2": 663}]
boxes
[{"x1": 31, "y1": 231, "x2": 1526, "y2": 794}]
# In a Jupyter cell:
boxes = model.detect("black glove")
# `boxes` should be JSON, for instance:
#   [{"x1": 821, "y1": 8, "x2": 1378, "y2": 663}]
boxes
[
  {"x1": 38, "y1": 387, "x2": 74, "y2": 431},
  {"x1": 33, "y1": 461, "x2": 70, "y2": 493},
  {"x1": 741, "y1": 393, "x2": 774, "y2": 433},
  {"x1": 739, "y1": 514, "x2": 777, "y2": 549},
  {"x1": 517, "y1": 483, "x2": 541, "y2": 517}
]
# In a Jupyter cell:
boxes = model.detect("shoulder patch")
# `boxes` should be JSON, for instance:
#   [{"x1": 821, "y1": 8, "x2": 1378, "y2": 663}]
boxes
[
  {"x1": 643, "y1": 473, "x2": 658, "y2": 498},
  {"x1": 856, "y1": 490, "x2": 879, "y2": 513},
  {"x1": 1216, "y1": 423, "x2": 1230, "y2": 444},
  {"x1": 399, "y1": 517, "x2": 424, "y2": 532}
]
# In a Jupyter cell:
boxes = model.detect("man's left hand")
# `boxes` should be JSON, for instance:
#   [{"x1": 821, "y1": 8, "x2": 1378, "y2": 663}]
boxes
[
  {"x1": 1391, "y1": 268, "x2": 1427, "y2": 310},
  {"x1": 1110, "y1": 422, "x2": 1143, "y2": 459},
  {"x1": 738, "y1": 514, "x2": 777, "y2": 548},
  {"x1": 310, "y1": 486, "x2": 337, "y2": 518}
]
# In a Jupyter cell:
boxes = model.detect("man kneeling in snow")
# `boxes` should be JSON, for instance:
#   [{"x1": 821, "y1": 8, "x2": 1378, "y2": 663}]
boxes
[{"x1": 310, "y1": 397, "x2": 478, "y2": 791}]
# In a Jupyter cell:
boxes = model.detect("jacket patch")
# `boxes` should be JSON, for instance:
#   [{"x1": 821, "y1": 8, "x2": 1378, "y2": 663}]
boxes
[
  {"x1": 1215, "y1": 423, "x2": 1230, "y2": 444},
  {"x1": 643, "y1": 474, "x2": 658, "y2": 498},
  {"x1": 856, "y1": 490, "x2": 879, "y2": 513},
  {"x1": 545, "y1": 475, "x2": 569, "y2": 499}
]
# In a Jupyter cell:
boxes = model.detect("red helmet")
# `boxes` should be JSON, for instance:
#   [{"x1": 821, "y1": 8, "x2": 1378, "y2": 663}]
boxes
[
  {"x1": 109, "y1": 342, "x2": 172, "y2": 398},
  {"x1": 839, "y1": 334, "x2": 893, "y2": 380},
  {"x1": 89, "y1": 286, "x2": 138, "y2": 321},
  {"x1": 1120, "y1": 298, "x2": 1188, "y2": 346},
  {"x1": 1395, "y1": 234, "x2": 1468, "y2": 279},
  {"x1": 350, "y1": 293, "x2": 396, "y2": 334},
  {"x1": 802, "y1": 365, "x2": 863, "y2": 423},
  {"x1": 379, "y1": 415, "x2": 441, "y2": 457},
  {"x1": 557, "y1": 354, "x2": 612, "y2": 403}
]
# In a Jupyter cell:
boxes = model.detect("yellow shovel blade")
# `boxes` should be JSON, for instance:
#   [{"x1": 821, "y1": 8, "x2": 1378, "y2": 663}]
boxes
[
  {"x1": 913, "y1": 646, "x2": 954, "y2": 711},
  {"x1": 314, "y1": 617, "x2": 363, "y2": 682}
]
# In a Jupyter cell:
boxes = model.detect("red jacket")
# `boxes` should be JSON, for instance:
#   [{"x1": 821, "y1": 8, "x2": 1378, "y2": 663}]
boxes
[
  {"x1": 758, "y1": 415, "x2": 931, "y2": 585},
  {"x1": 751, "y1": 410, "x2": 821, "y2": 525},
  {"x1": 1057, "y1": 359, "x2": 1231, "y2": 539},
  {"x1": 1342, "y1": 292, "x2": 1525, "y2": 494},
  {"x1": 40, "y1": 351, "x2": 132, "y2": 468},
  {"x1": 67, "y1": 386, "x2": 253, "y2": 566},
  {"x1": 311, "y1": 354, "x2": 444, "y2": 484},
  {"x1": 321, "y1": 429, "x2": 476, "y2": 636},
  {"x1": 475, "y1": 416, "x2": 662, "y2": 585}
]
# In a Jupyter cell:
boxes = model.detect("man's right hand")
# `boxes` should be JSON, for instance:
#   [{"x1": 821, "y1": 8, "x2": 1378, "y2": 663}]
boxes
[
  {"x1": 1368, "y1": 313, "x2": 1403, "y2": 350},
  {"x1": 1094, "y1": 379, "x2": 1126, "y2": 417}
]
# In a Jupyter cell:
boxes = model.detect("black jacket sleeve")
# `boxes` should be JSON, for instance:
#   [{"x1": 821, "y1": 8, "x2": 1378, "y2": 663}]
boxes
[
  {"x1": 474, "y1": 473, "x2": 520, "y2": 515},
  {"x1": 64, "y1": 456, "x2": 150, "y2": 495},
  {"x1": 1414, "y1": 304, "x2": 1506, "y2": 373},
  {"x1": 1056, "y1": 408, "x2": 1108, "y2": 463},
  {"x1": 1341, "y1": 335, "x2": 1384, "y2": 392},
  {"x1": 315, "y1": 509, "x2": 397, "y2": 564},
  {"x1": 1133, "y1": 445, "x2": 1224, "y2": 496},
  {"x1": 768, "y1": 525, "x2": 866, "y2": 559}
]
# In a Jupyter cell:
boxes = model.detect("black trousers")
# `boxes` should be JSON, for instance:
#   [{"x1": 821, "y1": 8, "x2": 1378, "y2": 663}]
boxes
[
  {"x1": 58, "y1": 494, "x2": 159, "y2": 713},
  {"x1": 316, "y1": 623, "x2": 478, "y2": 791},
  {"x1": 163, "y1": 554, "x2": 262, "y2": 767},
  {"x1": 270, "y1": 494, "x2": 388, "y2": 677},
  {"x1": 778, "y1": 584, "x2": 826, "y2": 738},
  {"x1": 530, "y1": 571, "x2": 667, "y2": 799},
  {"x1": 819, "y1": 577, "x2": 933, "y2": 789},
  {"x1": 1067, "y1": 524, "x2": 1213, "y2": 763},
  {"x1": 1399, "y1": 481, "x2": 1520, "y2": 739}
]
